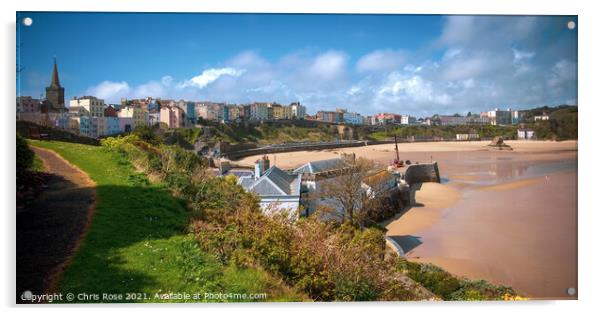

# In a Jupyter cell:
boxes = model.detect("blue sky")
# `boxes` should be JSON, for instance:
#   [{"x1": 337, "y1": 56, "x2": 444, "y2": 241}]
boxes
[{"x1": 16, "y1": 12, "x2": 577, "y2": 116}]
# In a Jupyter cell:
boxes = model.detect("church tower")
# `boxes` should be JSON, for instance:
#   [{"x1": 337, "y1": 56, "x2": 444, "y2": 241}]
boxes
[{"x1": 45, "y1": 58, "x2": 65, "y2": 111}]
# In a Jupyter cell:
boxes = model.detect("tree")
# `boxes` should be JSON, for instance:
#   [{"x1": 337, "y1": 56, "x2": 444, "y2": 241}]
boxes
[
  {"x1": 132, "y1": 125, "x2": 161, "y2": 145},
  {"x1": 315, "y1": 157, "x2": 393, "y2": 227}
]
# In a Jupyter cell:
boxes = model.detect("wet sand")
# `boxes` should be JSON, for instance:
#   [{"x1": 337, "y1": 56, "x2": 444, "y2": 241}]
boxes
[
  {"x1": 381, "y1": 141, "x2": 578, "y2": 299},
  {"x1": 383, "y1": 183, "x2": 461, "y2": 235},
  {"x1": 405, "y1": 171, "x2": 577, "y2": 299},
  {"x1": 235, "y1": 140, "x2": 578, "y2": 299}
]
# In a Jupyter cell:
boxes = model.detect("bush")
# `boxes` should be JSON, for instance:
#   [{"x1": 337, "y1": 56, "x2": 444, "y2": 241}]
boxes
[
  {"x1": 16, "y1": 134, "x2": 34, "y2": 179},
  {"x1": 397, "y1": 259, "x2": 516, "y2": 300},
  {"x1": 132, "y1": 125, "x2": 162, "y2": 145}
]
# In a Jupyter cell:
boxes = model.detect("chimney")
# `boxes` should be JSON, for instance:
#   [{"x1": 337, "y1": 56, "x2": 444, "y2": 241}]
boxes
[{"x1": 254, "y1": 155, "x2": 270, "y2": 179}]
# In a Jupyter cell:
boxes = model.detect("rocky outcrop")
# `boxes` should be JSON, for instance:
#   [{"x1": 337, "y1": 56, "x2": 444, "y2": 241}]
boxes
[{"x1": 487, "y1": 136, "x2": 513, "y2": 150}]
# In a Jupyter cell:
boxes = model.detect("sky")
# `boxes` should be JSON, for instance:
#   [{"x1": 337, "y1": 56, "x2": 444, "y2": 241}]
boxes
[{"x1": 16, "y1": 12, "x2": 577, "y2": 116}]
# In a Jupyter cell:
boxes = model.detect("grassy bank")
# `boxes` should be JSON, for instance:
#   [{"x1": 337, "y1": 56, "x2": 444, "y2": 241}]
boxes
[
  {"x1": 101, "y1": 133, "x2": 519, "y2": 301},
  {"x1": 29, "y1": 140, "x2": 304, "y2": 302},
  {"x1": 179, "y1": 120, "x2": 342, "y2": 145}
]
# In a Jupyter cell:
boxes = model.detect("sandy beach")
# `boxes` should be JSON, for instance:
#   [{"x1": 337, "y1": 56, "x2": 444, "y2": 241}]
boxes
[
  {"x1": 402, "y1": 170, "x2": 577, "y2": 299},
  {"x1": 235, "y1": 140, "x2": 577, "y2": 170},
  {"x1": 234, "y1": 140, "x2": 578, "y2": 299}
]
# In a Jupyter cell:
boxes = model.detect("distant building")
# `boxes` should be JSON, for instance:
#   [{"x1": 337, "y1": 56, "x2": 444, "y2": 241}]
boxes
[
  {"x1": 105, "y1": 117, "x2": 121, "y2": 136},
  {"x1": 68, "y1": 104, "x2": 88, "y2": 117},
  {"x1": 104, "y1": 105, "x2": 118, "y2": 117},
  {"x1": 221, "y1": 105, "x2": 230, "y2": 122},
  {"x1": 269, "y1": 104, "x2": 285, "y2": 120},
  {"x1": 517, "y1": 128, "x2": 535, "y2": 140},
  {"x1": 119, "y1": 106, "x2": 149, "y2": 128},
  {"x1": 317, "y1": 110, "x2": 341, "y2": 123},
  {"x1": 290, "y1": 102, "x2": 306, "y2": 119},
  {"x1": 342, "y1": 111, "x2": 363, "y2": 125},
  {"x1": 69, "y1": 96, "x2": 105, "y2": 118},
  {"x1": 534, "y1": 114, "x2": 550, "y2": 121},
  {"x1": 184, "y1": 101, "x2": 196, "y2": 123},
  {"x1": 487, "y1": 108, "x2": 513, "y2": 125},
  {"x1": 512, "y1": 110, "x2": 524, "y2": 124},
  {"x1": 148, "y1": 111, "x2": 161, "y2": 126},
  {"x1": 52, "y1": 114, "x2": 69, "y2": 130},
  {"x1": 68, "y1": 116, "x2": 102, "y2": 138},
  {"x1": 160, "y1": 105, "x2": 186, "y2": 129},
  {"x1": 400, "y1": 115, "x2": 416, "y2": 125},
  {"x1": 16, "y1": 96, "x2": 41, "y2": 123},
  {"x1": 438, "y1": 115, "x2": 490, "y2": 126},
  {"x1": 250, "y1": 103, "x2": 269, "y2": 121},
  {"x1": 363, "y1": 116, "x2": 373, "y2": 126},
  {"x1": 374, "y1": 113, "x2": 402, "y2": 125},
  {"x1": 456, "y1": 133, "x2": 480, "y2": 141},
  {"x1": 17, "y1": 96, "x2": 39, "y2": 113},
  {"x1": 45, "y1": 58, "x2": 65, "y2": 111},
  {"x1": 242, "y1": 104, "x2": 252, "y2": 119},
  {"x1": 119, "y1": 117, "x2": 134, "y2": 133},
  {"x1": 228, "y1": 105, "x2": 242, "y2": 122}
]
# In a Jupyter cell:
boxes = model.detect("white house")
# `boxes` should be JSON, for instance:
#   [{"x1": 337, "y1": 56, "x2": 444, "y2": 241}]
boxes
[
  {"x1": 238, "y1": 156, "x2": 302, "y2": 219},
  {"x1": 517, "y1": 128, "x2": 535, "y2": 140}
]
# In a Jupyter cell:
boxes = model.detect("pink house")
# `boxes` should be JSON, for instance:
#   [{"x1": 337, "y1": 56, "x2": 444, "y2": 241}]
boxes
[{"x1": 160, "y1": 105, "x2": 186, "y2": 129}]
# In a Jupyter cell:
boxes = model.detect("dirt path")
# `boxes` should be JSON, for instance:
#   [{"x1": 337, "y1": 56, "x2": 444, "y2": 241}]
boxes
[{"x1": 16, "y1": 147, "x2": 96, "y2": 303}]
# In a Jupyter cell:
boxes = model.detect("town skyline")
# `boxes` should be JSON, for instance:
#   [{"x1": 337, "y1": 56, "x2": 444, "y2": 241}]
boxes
[
  {"x1": 17, "y1": 13, "x2": 577, "y2": 117},
  {"x1": 18, "y1": 57, "x2": 576, "y2": 120}
]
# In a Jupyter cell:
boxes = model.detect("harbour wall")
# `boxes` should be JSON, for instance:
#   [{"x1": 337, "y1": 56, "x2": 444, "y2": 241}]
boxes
[
  {"x1": 404, "y1": 162, "x2": 441, "y2": 186},
  {"x1": 222, "y1": 140, "x2": 391, "y2": 160}
]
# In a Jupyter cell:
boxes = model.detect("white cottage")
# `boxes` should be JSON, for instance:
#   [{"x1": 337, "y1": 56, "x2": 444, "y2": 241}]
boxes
[{"x1": 238, "y1": 156, "x2": 302, "y2": 219}]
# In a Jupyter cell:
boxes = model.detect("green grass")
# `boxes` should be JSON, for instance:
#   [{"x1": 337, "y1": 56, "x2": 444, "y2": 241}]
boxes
[
  {"x1": 30, "y1": 154, "x2": 45, "y2": 172},
  {"x1": 29, "y1": 140, "x2": 306, "y2": 303}
]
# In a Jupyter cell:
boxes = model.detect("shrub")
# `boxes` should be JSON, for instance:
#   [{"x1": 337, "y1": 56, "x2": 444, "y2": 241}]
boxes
[
  {"x1": 16, "y1": 134, "x2": 34, "y2": 179},
  {"x1": 132, "y1": 125, "x2": 162, "y2": 145},
  {"x1": 397, "y1": 259, "x2": 516, "y2": 300}
]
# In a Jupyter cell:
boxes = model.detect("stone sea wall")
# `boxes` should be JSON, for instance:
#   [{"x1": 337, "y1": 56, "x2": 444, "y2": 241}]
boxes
[{"x1": 404, "y1": 162, "x2": 441, "y2": 186}]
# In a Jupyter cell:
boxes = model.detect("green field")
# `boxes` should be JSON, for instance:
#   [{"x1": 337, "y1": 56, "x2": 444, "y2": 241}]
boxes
[{"x1": 29, "y1": 140, "x2": 305, "y2": 303}]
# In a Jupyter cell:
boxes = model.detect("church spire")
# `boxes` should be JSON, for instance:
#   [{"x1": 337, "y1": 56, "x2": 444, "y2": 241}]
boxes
[
  {"x1": 50, "y1": 57, "x2": 61, "y2": 88},
  {"x1": 45, "y1": 57, "x2": 65, "y2": 110}
]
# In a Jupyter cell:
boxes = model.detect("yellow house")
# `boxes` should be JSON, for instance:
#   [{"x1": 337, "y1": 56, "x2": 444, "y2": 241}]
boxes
[
  {"x1": 119, "y1": 106, "x2": 149, "y2": 127},
  {"x1": 271, "y1": 104, "x2": 284, "y2": 120}
]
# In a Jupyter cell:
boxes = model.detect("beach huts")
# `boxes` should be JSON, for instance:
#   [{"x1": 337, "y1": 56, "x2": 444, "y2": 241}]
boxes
[{"x1": 517, "y1": 128, "x2": 535, "y2": 140}]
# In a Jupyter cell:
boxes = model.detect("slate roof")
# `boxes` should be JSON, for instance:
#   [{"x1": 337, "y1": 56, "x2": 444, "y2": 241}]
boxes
[
  {"x1": 363, "y1": 170, "x2": 396, "y2": 188},
  {"x1": 292, "y1": 158, "x2": 348, "y2": 175},
  {"x1": 239, "y1": 166, "x2": 301, "y2": 196}
]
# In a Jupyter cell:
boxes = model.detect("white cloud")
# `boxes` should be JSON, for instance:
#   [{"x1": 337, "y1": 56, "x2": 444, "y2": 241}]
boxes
[
  {"x1": 356, "y1": 49, "x2": 406, "y2": 72},
  {"x1": 512, "y1": 48, "x2": 535, "y2": 62},
  {"x1": 439, "y1": 16, "x2": 476, "y2": 45},
  {"x1": 346, "y1": 85, "x2": 361, "y2": 96},
  {"x1": 548, "y1": 59, "x2": 577, "y2": 88},
  {"x1": 376, "y1": 72, "x2": 452, "y2": 105},
  {"x1": 441, "y1": 53, "x2": 489, "y2": 81},
  {"x1": 161, "y1": 75, "x2": 174, "y2": 86},
  {"x1": 511, "y1": 49, "x2": 536, "y2": 76},
  {"x1": 179, "y1": 67, "x2": 246, "y2": 89},
  {"x1": 308, "y1": 51, "x2": 347, "y2": 80},
  {"x1": 85, "y1": 80, "x2": 130, "y2": 101}
]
